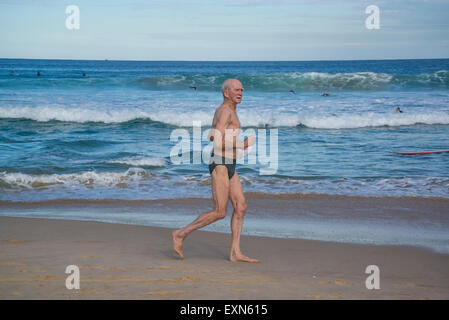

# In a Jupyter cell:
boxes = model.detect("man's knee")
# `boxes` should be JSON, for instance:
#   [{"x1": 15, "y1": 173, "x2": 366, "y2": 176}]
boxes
[
  {"x1": 234, "y1": 201, "x2": 247, "y2": 215},
  {"x1": 215, "y1": 209, "x2": 227, "y2": 220}
]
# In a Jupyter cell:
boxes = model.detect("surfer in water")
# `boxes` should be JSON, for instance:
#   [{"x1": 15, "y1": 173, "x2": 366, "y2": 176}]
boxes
[
  {"x1": 396, "y1": 107, "x2": 403, "y2": 113},
  {"x1": 172, "y1": 79, "x2": 259, "y2": 263}
]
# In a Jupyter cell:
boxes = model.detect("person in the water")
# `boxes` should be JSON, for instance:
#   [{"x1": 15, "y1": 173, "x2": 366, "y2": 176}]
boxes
[{"x1": 396, "y1": 107, "x2": 403, "y2": 113}]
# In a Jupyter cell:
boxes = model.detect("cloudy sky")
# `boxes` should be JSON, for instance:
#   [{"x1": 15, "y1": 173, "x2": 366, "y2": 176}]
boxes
[{"x1": 0, "y1": 0, "x2": 448, "y2": 60}]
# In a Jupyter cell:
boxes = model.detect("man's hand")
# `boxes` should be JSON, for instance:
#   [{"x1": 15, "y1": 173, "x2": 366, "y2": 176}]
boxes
[
  {"x1": 244, "y1": 136, "x2": 256, "y2": 149},
  {"x1": 236, "y1": 136, "x2": 256, "y2": 159}
]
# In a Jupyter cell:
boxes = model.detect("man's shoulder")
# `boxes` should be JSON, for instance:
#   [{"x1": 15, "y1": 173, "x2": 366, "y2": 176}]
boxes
[
  {"x1": 215, "y1": 105, "x2": 232, "y2": 116},
  {"x1": 213, "y1": 106, "x2": 232, "y2": 127}
]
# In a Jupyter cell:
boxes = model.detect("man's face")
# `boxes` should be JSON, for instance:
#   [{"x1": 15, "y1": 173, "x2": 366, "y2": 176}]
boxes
[{"x1": 225, "y1": 81, "x2": 244, "y2": 104}]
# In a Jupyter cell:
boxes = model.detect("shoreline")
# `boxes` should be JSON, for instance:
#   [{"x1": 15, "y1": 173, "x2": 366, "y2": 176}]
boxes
[
  {"x1": 2, "y1": 191, "x2": 449, "y2": 203},
  {"x1": 1, "y1": 193, "x2": 448, "y2": 254},
  {"x1": 1, "y1": 216, "x2": 448, "y2": 299}
]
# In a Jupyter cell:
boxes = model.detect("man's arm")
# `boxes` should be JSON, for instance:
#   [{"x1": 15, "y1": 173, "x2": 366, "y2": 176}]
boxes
[
  {"x1": 209, "y1": 108, "x2": 255, "y2": 156},
  {"x1": 210, "y1": 107, "x2": 232, "y2": 155}
]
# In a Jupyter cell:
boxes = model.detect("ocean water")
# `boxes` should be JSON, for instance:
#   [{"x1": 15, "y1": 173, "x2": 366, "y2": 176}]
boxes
[
  {"x1": 1, "y1": 58, "x2": 448, "y2": 202},
  {"x1": 1, "y1": 58, "x2": 449, "y2": 253}
]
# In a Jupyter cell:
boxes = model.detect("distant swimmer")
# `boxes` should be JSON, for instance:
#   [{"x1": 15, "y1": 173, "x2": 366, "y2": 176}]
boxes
[
  {"x1": 396, "y1": 107, "x2": 403, "y2": 113},
  {"x1": 37, "y1": 72, "x2": 41, "y2": 77},
  {"x1": 322, "y1": 92, "x2": 330, "y2": 96},
  {"x1": 82, "y1": 73, "x2": 86, "y2": 77},
  {"x1": 10, "y1": 71, "x2": 14, "y2": 76},
  {"x1": 289, "y1": 89, "x2": 295, "y2": 94},
  {"x1": 189, "y1": 86, "x2": 197, "y2": 91}
]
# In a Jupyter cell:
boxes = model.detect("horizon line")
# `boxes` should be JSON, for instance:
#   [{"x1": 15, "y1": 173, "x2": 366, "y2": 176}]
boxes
[{"x1": 1, "y1": 57, "x2": 449, "y2": 63}]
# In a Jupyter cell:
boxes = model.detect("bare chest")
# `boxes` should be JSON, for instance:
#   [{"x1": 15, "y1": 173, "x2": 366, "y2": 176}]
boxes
[{"x1": 227, "y1": 112, "x2": 241, "y2": 131}]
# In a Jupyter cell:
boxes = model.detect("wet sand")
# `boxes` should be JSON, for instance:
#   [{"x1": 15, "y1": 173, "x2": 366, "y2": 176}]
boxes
[
  {"x1": 1, "y1": 194, "x2": 449, "y2": 253},
  {"x1": 1, "y1": 216, "x2": 448, "y2": 299}
]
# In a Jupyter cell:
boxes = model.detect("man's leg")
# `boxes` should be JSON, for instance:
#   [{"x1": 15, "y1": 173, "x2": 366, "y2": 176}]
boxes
[
  {"x1": 229, "y1": 172, "x2": 259, "y2": 263},
  {"x1": 172, "y1": 166, "x2": 230, "y2": 259}
]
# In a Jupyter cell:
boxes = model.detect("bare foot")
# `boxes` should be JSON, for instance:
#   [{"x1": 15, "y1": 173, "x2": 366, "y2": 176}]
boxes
[
  {"x1": 230, "y1": 250, "x2": 259, "y2": 263},
  {"x1": 172, "y1": 230, "x2": 184, "y2": 259}
]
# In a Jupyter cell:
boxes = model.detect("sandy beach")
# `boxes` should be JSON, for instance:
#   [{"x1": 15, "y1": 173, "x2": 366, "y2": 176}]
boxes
[
  {"x1": 2, "y1": 0, "x2": 449, "y2": 305},
  {"x1": 1, "y1": 215, "x2": 448, "y2": 300}
]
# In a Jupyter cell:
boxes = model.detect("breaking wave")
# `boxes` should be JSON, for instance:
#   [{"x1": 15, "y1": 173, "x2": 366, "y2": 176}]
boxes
[{"x1": 1, "y1": 105, "x2": 449, "y2": 129}]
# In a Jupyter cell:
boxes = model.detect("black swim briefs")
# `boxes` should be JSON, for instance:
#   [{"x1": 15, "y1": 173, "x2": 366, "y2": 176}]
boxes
[{"x1": 208, "y1": 152, "x2": 236, "y2": 179}]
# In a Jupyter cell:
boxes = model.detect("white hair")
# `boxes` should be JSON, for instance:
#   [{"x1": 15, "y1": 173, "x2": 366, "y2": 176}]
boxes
[{"x1": 221, "y1": 79, "x2": 240, "y2": 95}]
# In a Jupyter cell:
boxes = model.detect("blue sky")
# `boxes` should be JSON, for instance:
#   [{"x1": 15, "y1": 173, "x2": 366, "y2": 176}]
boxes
[{"x1": 0, "y1": 0, "x2": 448, "y2": 60}]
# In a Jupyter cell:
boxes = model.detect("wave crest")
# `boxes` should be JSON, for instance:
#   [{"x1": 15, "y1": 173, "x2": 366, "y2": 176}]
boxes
[
  {"x1": 138, "y1": 70, "x2": 449, "y2": 91},
  {"x1": 1, "y1": 105, "x2": 449, "y2": 129},
  {"x1": 0, "y1": 168, "x2": 152, "y2": 190},
  {"x1": 2, "y1": 70, "x2": 448, "y2": 91},
  {"x1": 105, "y1": 156, "x2": 168, "y2": 167}
]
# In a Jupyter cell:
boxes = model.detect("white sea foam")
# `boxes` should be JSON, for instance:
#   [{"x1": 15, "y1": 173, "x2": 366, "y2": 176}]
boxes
[
  {"x1": 0, "y1": 105, "x2": 151, "y2": 123},
  {"x1": 0, "y1": 168, "x2": 152, "y2": 190},
  {"x1": 1, "y1": 105, "x2": 449, "y2": 129},
  {"x1": 300, "y1": 112, "x2": 449, "y2": 129},
  {"x1": 150, "y1": 110, "x2": 214, "y2": 127},
  {"x1": 2, "y1": 170, "x2": 448, "y2": 199},
  {"x1": 185, "y1": 175, "x2": 449, "y2": 198},
  {"x1": 106, "y1": 156, "x2": 168, "y2": 167},
  {"x1": 163, "y1": 109, "x2": 449, "y2": 129}
]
